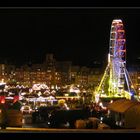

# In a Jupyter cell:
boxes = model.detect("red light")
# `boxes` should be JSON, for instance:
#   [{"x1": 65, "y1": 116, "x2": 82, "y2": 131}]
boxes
[
  {"x1": 13, "y1": 95, "x2": 19, "y2": 103},
  {"x1": 0, "y1": 96, "x2": 5, "y2": 104}
]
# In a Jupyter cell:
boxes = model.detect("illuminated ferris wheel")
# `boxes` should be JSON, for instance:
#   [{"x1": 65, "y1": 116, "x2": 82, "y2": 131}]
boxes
[
  {"x1": 94, "y1": 19, "x2": 136, "y2": 100},
  {"x1": 109, "y1": 19, "x2": 126, "y2": 95}
]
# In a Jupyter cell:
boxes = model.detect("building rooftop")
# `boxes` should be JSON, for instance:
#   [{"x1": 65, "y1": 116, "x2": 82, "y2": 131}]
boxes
[{"x1": 108, "y1": 99, "x2": 140, "y2": 113}]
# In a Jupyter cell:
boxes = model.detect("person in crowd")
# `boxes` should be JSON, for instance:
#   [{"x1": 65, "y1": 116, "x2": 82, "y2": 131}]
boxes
[{"x1": 0, "y1": 103, "x2": 8, "y2": 129}]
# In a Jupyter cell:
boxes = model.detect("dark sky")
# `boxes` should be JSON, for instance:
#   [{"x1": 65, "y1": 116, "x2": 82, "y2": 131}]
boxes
[{"x1": 0, "y1": 8, "x2": 140, "y2": 67}]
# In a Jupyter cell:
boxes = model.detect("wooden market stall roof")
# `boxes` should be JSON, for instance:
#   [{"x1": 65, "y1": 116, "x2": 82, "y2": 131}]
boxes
[{"x1": 107, "y1": 99, "x2": 140, "y2": 113}]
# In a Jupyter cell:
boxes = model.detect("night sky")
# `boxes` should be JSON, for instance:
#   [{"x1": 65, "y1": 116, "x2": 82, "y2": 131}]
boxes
[{"x1": 0, "y1": 8, "x2": 140, "y2": 67}]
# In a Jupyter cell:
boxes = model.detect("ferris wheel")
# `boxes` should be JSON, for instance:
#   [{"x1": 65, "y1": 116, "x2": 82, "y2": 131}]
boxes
[
  {"x1": 109, "y1": 19, "x2": 126, "y2": 95},
  {"x1": 94, "y1": 19, "x2": 136, "y2": 100}
]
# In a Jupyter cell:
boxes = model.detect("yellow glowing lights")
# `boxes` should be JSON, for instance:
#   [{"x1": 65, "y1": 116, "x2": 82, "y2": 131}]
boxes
[{"x1": 108, "y1": 53, "x2": 110, "y2": 63}]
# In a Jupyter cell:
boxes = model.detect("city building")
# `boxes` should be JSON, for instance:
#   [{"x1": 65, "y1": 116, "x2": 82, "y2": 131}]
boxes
[
  {"x1": 128, "y1": 64, "x2": 140, "y2": 96},
  {"x1": 0, "y1": 54, "x2": 105, "y2": 93},
  {"x1": 56, "y1": 61, "x2": 72, "y2": 86}
]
